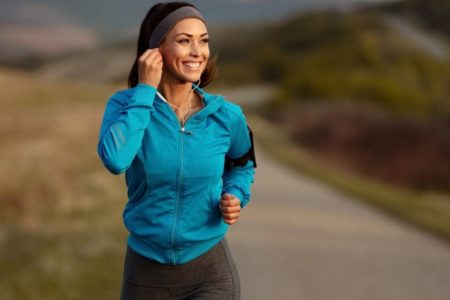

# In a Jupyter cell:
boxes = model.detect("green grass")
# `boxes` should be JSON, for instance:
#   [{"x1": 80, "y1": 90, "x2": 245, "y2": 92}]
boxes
[{"x1": 248, "y1": 113, "x2": 450, "y2": 243}]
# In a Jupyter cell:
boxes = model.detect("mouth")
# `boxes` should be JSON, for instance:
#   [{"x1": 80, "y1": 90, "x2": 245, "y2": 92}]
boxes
[{"x1": 183, "y1": 61, "x2": 202, "y2": 70}]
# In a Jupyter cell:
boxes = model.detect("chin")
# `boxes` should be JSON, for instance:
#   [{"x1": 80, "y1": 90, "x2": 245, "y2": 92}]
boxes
[
  {"x1": 178, "y1": 66, "x2": 205, "y2": 83},
  {"x1": 181, "y1": 74, "x2": 202, "y2": 84}
]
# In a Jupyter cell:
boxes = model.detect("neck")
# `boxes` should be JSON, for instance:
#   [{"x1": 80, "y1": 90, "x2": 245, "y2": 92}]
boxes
[{"x1": 158, "y1": 76, "x2": 192, "y2": 108}]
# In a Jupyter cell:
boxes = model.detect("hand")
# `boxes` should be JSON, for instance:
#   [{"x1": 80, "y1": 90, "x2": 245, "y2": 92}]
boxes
[
  {"x1": 138, "y1": 48, "x2": 163, "y2": 88},
  {"x1": 220, "y1": 193, "x2": 241, "y2": 225}
]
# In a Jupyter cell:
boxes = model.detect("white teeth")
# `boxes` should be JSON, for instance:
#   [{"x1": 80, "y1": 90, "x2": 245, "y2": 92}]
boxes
[{"x1": 184, "y1": 62, "x2": 200, "y2": 69}]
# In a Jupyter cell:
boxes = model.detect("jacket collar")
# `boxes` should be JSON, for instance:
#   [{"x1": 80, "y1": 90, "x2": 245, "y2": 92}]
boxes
[
  {"x1": 154, "y1": 84, "x2": 224, "y2": 122},
  {"x1": 191, "y1": 85, "x2": 224, "y2": 121}
]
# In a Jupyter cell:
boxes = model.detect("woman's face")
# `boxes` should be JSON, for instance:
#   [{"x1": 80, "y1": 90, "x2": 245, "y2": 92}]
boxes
[{"x1": 159, "y1": 18, "x2": 210, "y2": 84}]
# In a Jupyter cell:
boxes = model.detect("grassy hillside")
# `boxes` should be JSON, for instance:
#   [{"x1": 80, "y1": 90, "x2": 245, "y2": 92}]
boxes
[
  {"x1": 215, "y1": 8, "x2": 450, "y2": 119},
  {"x1": 375, "y1": 0, "x2": 450, "y2": 38},
  {"x1": 0, "y1": 68, "x2": 128, "y2": 299},
  {"x1": 11, "y1": 1, "x2": 448, "y2": 120}
]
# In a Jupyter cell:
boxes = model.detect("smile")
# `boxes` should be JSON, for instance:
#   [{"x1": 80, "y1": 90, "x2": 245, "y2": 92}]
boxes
[{"x1": 183, "y1": 61, "x2": 201, "y2": 70}]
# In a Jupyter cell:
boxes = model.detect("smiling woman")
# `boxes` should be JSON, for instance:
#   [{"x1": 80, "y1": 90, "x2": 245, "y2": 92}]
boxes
[
  {"x1": 96, "y1": 1, "x2": 256, "y2": 300},
  {"x1": 156, "y1": 17, "x2": 211, "y2": 121}
]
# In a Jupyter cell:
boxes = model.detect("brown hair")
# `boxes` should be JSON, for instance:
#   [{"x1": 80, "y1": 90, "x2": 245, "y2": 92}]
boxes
[{"x1": 127, "y1": 2, "x2": 217, "y2": 88}]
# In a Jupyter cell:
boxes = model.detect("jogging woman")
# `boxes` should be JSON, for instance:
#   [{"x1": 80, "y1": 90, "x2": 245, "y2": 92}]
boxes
[{"x1": 97, "y1": 2, "x2": 256, "y2": 299}]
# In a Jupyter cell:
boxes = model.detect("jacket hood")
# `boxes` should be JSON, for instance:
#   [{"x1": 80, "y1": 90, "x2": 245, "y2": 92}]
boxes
[{"x1": 191, "y1": 85, "x2": 225, "y2": 121}]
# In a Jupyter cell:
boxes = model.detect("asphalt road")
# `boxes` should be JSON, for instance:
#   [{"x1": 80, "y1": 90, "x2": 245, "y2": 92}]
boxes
[{"x1": 227, "y1": 144, "x2": 450, "y2": 300}]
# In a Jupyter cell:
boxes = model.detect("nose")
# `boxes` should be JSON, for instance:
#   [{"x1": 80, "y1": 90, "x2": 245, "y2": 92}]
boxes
[{"x1": 190, "y1": 41, "x2": 200, "y2": 57}]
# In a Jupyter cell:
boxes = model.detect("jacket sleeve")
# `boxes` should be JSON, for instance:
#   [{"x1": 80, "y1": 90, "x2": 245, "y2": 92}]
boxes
[
  {"x1": 97, "y1": 83, "x2": 157, "y2": 175},
  {"x1": 221, "y1": 107, "x2": 256, "y2": 208}
]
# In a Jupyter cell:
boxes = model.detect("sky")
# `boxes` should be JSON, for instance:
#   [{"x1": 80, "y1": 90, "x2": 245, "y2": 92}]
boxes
[
  {"x1": 1, "y1": 0, "x2": 394, "y2": 39},
  {"x1": 0, "y1": 0, "x2": 395, "y2": 61}
]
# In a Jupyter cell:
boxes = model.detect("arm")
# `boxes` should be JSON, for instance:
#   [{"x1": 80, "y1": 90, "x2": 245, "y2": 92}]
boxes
[
  {"x1": 221, "y1": 107, "x2": 256, "y2": 209},
  {"x1": 97, "y1": 83, "x2": 156, "y2": 174}
]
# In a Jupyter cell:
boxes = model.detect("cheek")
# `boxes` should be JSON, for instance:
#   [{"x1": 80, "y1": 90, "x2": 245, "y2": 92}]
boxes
[
  {"x1": 204, "y1": 46, "x2": 210, "y2": 58},
  {"x1": 161, "y1": 47, "x2": 182, "y2": 65}
]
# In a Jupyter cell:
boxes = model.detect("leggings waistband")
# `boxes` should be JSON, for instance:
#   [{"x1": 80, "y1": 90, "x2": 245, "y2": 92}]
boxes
[{"x1": 123, "y1": 238, "x2": 237, "y2": 287}]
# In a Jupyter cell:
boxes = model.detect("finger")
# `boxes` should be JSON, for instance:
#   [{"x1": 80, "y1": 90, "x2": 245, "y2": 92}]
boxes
[
  {"x1": 139, "y1": 48, "x2": 155, "y2": 61},
  {"x1": 223, "y1": 218, "x2": 238, "y2": 225},
  {"x1": 140, "y1": 48, "x2": 161, "y2": 63},
  {"x1": 144, "y1": 51, "x2": 162, "y2": 64},
  {"x1": 224, "y1": 213, "x2": 239, "y2": 220},
  {"x1": 221, "y1": 198, "x2": 240, "y2": 207},
  {"x1": 222, "y1": 212, "x2": 240, "y2": 220},
  {"x1": 221, "y1": 193, "x2": 233, "y2": 201},
  {"x1": 154, "y1": 56, "x2": 163, "y2": 68},
  {"x1": 220, "y1": 204, "x2": 239, "y2": 212},
  {"x1": 230, "y1": 198, "x2": 240, "y2": 206},
  {"x1": 220, "y1": 205, "x2": 241, "y2": 213},
  {"x1": 144, "y1": 47, "x2": 160, "y2": 55},
  {"x1": 220, "y1": 195, "x2": 236, "y2": 203},
  {"x1": 221, "y1": 208, "x2": 241, "y2": 216}
]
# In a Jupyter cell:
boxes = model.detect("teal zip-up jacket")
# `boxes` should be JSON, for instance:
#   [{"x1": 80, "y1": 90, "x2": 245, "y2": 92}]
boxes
[{"x1": 97, "y1": 83, "x2": 255, "y2": 265}]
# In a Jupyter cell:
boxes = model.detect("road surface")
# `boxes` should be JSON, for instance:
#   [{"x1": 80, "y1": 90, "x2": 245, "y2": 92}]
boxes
[{"x1": 227, "y1": 144, "x2": 450, "y2": 300}]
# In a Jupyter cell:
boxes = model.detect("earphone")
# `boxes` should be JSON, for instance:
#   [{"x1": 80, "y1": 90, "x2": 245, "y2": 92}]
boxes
[
  {"x1": 156, "y1": 78, "x2": 202, "y2": 135},
  {"x1": 192, "y1": 78, "x2": 201, "y2": 91}
]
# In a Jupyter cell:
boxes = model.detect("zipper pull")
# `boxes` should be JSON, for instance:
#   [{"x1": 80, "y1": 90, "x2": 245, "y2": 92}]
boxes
[{"x1": 180, "y1": 127, "x2": 193, "y2": 135}]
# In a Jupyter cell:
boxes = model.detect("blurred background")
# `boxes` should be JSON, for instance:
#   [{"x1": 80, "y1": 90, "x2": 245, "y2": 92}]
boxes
[{"x1": 0, "y1": 0, "x2": 449, "y2": 299}]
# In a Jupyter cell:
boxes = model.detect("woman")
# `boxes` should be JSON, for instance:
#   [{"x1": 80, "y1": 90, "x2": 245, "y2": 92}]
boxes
[{"x1": 97, "y1": 1, "x2": 256, "y2": 299}]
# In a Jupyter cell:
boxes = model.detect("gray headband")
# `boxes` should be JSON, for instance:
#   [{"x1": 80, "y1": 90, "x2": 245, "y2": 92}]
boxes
[{"x1": 149, "y1": 6, "x2": 207, "y2": 48}]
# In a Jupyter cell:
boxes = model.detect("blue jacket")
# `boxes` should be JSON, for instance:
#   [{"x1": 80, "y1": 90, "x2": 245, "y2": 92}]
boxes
[{"x1": 97, "y1": 83, "x2": 255, "y2": 265}]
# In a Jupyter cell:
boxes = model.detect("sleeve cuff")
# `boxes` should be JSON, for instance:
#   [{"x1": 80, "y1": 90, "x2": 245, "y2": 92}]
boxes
[{"x1": 129, "y1": 83, "x2": 157, "y2": 108}]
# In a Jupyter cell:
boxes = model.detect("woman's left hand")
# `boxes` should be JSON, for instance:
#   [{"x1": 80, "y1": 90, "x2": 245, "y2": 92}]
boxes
[{"x1": 220, "y1": 193, "x2": 241, "y2": 225}]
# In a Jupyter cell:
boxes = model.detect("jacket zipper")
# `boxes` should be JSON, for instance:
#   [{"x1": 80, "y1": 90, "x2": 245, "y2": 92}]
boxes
[
  {"x1": 171, "y1": 129, "x2": 184, "y2": 264},
  {"x1": 157, "y1": 92, "x2": 218, "y2": 265},
  {"x1": 163, "y1": 101, "x2": 195, "y2": 265}
]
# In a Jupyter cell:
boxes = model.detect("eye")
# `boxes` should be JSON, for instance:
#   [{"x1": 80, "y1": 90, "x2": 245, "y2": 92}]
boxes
[
  {"x1": 177, "y1": 39, "x2": 190, "y2": 44},
  {"x1": 202, "y1": 38, "x2": 210, "y2": 44}
]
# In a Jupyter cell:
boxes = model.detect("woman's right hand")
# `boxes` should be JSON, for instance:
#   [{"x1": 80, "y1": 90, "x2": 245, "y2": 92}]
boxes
[{"x1": 138, "y1": 48, "x2": 163, "y2": 88}]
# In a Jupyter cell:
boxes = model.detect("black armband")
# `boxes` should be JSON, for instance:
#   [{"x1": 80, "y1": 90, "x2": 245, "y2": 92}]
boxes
[{"x1": 224, "y1": 126, "x2": 257, "y2": 171}]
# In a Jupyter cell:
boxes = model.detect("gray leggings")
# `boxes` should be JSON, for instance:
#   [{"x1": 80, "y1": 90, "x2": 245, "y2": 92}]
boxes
[{"x1": 120, "y1": 238, "x2": 240, "y2": 300}]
